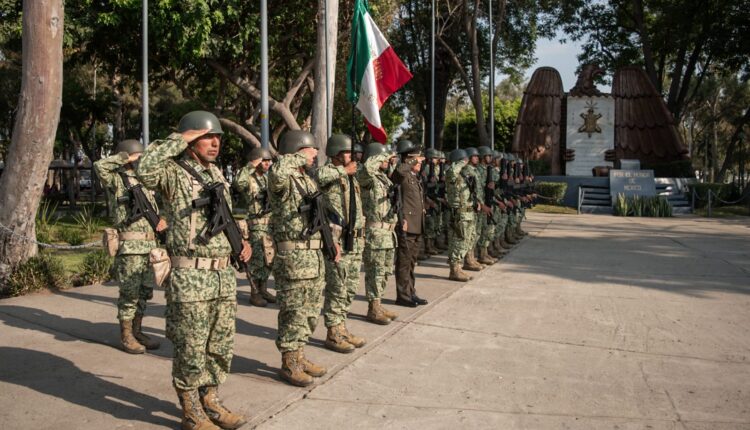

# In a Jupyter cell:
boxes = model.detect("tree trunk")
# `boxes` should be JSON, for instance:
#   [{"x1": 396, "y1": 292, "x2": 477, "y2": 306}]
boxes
[
  {"x1": 0, "y1": 0, "x2": 64, "y2": 283},
  {"x1": 311, "y1": 0, "x2": 339, "y2": 165}
]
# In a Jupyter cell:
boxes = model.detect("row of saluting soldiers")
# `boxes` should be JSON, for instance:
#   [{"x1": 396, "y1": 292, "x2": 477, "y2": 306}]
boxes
[{"x1": 93, "y1": 110, "x2": 536, "y2": 430}]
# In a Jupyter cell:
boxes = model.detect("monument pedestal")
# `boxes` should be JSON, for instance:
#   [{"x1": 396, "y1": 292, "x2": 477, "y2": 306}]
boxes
[{"x1": 565, "y1": 96, "x2": 614, "y2": 176}]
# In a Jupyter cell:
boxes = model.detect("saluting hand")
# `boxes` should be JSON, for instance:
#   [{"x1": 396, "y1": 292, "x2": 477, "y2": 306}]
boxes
[{"x1": 181, "y1": 128, "x2": 211, "y2": 144}]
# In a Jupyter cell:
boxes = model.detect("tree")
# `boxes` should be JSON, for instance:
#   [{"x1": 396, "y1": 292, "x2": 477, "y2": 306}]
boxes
[{"x1": 0, "y1": 0, "x2": 64, "y2": 282}]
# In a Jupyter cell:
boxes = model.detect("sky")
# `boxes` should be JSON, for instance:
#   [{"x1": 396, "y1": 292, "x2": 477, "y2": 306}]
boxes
[{"x1": 523, "y1": 35, "x2": 610, "y2": 92}]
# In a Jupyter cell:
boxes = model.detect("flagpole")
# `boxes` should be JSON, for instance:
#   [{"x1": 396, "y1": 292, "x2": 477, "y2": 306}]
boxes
[
  {"x1": 488, "y1": 0, "x2": 495, "y2": 149},
  {"x1": 141, "y1": 0, "x2": 149, "y2": 146},
  {"x1": 430, "y1": 0, "x2": 436, "y2": 149},
  {"x1": 260, "y1": 0, "x2": 269, "y2": 149}
]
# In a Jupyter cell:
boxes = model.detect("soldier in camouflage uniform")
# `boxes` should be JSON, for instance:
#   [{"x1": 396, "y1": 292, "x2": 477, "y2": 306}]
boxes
[
  {"x1": 490, "y1": 151, "x2": 512, "y2": 255},
  {"x1": 94, "y1": 139, "x2": 165, "y2": 354},
  {"x1": 461, "y1": 147, "x2": 489, "y2": 271},
  {"x1": 422, "y1": 148, "x2": 442, "y2": 256},
  {"x1": 138, "y1": 111, "x2": 249, "y2": 430},
  {"x1": 268, "y1": 130, "x2": 332, "y2": 387},
  {"x1": 232, "y1": 147, "x2": 276, "y2": 307},
  {"x1": 476, "y1": 146, "x2": 498, "y2": 265},
  {"x1": 444, "y1": 149, "x2": 474, "y2": 282},
  {"x1": 358, "y1": 142, "x2": 399, "y2": 325},
  {"x1": 317, "y1": 134, "x2": 367, "y2": 353}
]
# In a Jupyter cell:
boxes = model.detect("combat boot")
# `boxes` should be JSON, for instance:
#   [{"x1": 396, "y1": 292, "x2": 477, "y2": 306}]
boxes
[
  {"x1": 258, "y1": 280, "x2": 276, "y2": 304},
  {"x1": 199, "y1": 386, "x2": 247, "y2": 430},
  {"x1": 280, "y1": 350, "x2": 314, "y2": 387},
  {"x1": 494, "y1": 237, "x2": 509, "y2": 253},
  {"x1": 325, "y1": 324, "x2": 356, "y2": 353},
  {"x1": 367, "y1": 300, "x2": 392, "y2": 325},
  {"x1": 132, "y1": 314, "x2": 160, "y2": 350},
  {"x1": 505, "y1": 228, "x2": 519, "y2": 245},
  {"x1": 299, "y1": 347, "x2": 327, "y2": 377},
  {"x1": 340, "y1": 324, "x2": 366, "y2": 348},
  {"x1": 449, "y1": 262, "x2": 472, "y2": 282},
  {"x1": 378, "y1": 300, "x2": 399, "y2": 321},
  {"x1": 176, "y1": 388, "x2": 221, "y2": 430},
  {"x1": 488, "y1": 242, "x2": 503, "y2": 259},
  {"x1": 426, "y1": 239, "x2": 439, "y2": 255},
  {"x1": 463, "y1": 253, "x2": 483, "y2": 272},
  {"x1": 120, "y1": 319, "x2": 146, "y2": 354},
  {"x1": 248, "y1": 279, "x2": 268, "y2": 307},
  {"x1": 478, "y1": 247, "x2": 496, "y2": 265},
  {"x1": 436, "y1": 235, "x2": 448, "y2": 250},
  {"x1": 498, "y1": 233, "x2": 513, "y2": 250},
  {"x1": 517, "y1": 224, "x2": 527, "y2": 236}
]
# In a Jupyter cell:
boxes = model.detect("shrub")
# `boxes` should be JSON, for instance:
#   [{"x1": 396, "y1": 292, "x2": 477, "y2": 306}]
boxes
[
  {"x1": 57, "y1": 227, "x2": 85, "y2": 246},
  {"x1": 528, "y1": 159, "x2": 551, "y2": 176},
  {"x1": 687, "y1": 183, "x2": 735, "y2": 208},
  {"x1": 3, "y1": 253, "x2": 69, "y2": 297},
  {"x1": 76, "y1": 250, "x2": 113, "y2": 286},
  {"x1": 534, "y1": 182, "x2": 568, "y2": 205},
  {"x1": 74, "y1": 206, "x2": 103, "y2": 237}
]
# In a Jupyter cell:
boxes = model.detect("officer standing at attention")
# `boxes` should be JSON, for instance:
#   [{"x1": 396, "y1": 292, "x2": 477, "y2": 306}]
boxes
[
  {"x1": 358, "y1": 142, "x2": 400, "y2": 325},
  {"x1": 269, "y1": 130, "x2": 336, "y2": 387},
  {"x1": 232, "y1": 147, "x2": 276, "y2": 307},
  {"x1": 476, "y1": 146, "x2": 498, "y2": 265},
  {"x1": 94, "y1": 139, "x2": 166, "y2": 354},
  {"x1": 137, "y1": 111, "x2": 249, "y2": 430},
  {"x1": 392, "y1": 140, "x2": 428, "y2": 307},
  {"x1": 317, "y1": 134, "x2": 367, "y2": 353},
  {"x1": 445, "y1": 149, "x2": 474, "y2": 282}
]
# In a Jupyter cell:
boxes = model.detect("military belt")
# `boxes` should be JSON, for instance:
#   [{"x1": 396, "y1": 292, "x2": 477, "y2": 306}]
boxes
[
  {"x1": 171, "y1": 256, "x2": 230, "y2": 271},
  {"x1": 365, "y1": 221, "x2": 396, "y2": 230},
  {"x1": 276, "y1": 239, "x2": 323, "y2": 252},
  {"x1": 352, "y1": 228, "x2": 365, "y2": 238},
  {"x1": 119, "y1": 231, "x2": 156, "y2": 241},
  {"x1": 247, "y1": 217, "x2": 271, "y2": 226},
  {"x1": 453, "y1": 207, "x2": 475, "y2": 213}
]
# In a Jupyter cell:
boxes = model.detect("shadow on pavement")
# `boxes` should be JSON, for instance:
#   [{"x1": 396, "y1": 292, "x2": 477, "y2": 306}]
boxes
[{"x1": 0, "y1": 347, "x2": 180, "y2": 428}]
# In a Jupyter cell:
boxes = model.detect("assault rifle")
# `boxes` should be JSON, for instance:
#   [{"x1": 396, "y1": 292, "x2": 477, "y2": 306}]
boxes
[
  {"x1": 298, "y1": 191, "x2": 339, "y2": 261},
  {"x1": 463, "y1": 173, "x2": 479, "y2": 212},
  {"x1": 175, "y1": 160, "x2": 249, "y2": 273},
  {"x1": 117, "y1": 171, "x2": 166, "y2": 243},
  {"x1": 386, "y1": 183, "x2": 403, "y2": 230},
  {"x1": 342, "y1": 175, "x2": 357, "y2": 253},
  {"x1": 483, "y1": 166, "x2": 496, "y2": 225}
]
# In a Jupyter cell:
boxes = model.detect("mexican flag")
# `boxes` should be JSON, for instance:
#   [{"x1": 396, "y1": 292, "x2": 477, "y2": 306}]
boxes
[{"x1": 347, "y1": 0, "x2": 412, "y2": 143}]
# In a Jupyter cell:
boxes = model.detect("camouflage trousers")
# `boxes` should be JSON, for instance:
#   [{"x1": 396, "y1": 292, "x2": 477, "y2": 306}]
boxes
[
  {"x1": 114, "y1": 254, "x2": 154, "y2": 321},
  {"x1": 273, "y1": 249, "x2": 325, "y2": 353},
  {"x1": 166, "y1": 297, "x2": 236, "y2": 391},
  {"x1": 494, "y1": 212, "x2": 508, "y2": 240},
  {"x1": 323, "y1": 249, "x2": 362, "y2": 327},
  {"x1": 448, "y1": 211, "x2": 476, "y2": 264},
  {"x1": 472, "y1": 211, "x2": 485, "y2": 249},
  {"x1": 424, "y1": 208, "x2": 441, "y2": 240},
  {"x1": 477, "y1": 212, "x2": 495, "y2": 248},
  {"x1": 248, "y1": 230, "x2": 272, "y2": 284},
  {"x1": 363, "y1": 247, "x2": 395, "y2": 301}
]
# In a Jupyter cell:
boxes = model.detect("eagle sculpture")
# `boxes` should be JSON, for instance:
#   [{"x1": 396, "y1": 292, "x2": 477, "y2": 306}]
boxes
[{"x1": 512, "y1": 65, "x2": 689, "y2": 175}]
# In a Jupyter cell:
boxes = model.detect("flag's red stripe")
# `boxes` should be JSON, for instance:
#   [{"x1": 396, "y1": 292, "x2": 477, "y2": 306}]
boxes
[
  {"x1": 372, "y1": 46, "x2": 413, "y2": 108},
  {"x1": 365, "y1": 119, "x2": 388, "y2": 144}
]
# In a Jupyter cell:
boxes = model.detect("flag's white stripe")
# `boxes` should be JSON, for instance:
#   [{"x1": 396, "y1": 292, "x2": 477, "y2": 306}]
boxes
[
  {"x1": 355, "y1": 60, "x2": 382, "y2": 128},
  {"x1": 362, "y1": 12, "x2": 389, "y2": 58}
]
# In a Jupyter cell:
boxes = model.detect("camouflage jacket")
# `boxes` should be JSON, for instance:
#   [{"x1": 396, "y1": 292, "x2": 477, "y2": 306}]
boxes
[
  {"x1": 233, "y1": 165, "x2": 271, "y2": 233},
  {"x1": 357, "y1": 153, "x2": 397, "y2": 250},
  {"x1": 268, "y1": 153, "x2": 323, "y2": 282},
  {"x1": 473, "y1": 164, "x2": 486, "y2": 202},
  {"x1": 137, "y1": 133, "x2": 235, "y2": 302},
  {"x1": 94, "y1": 152, "x2": 159, "y2": 255},
  {"x1": 316, "y1": 162, "x2": 365, "y2": 253},
  {"x1": 446, "y1": 160, "x2": 475, "y2": 221}
]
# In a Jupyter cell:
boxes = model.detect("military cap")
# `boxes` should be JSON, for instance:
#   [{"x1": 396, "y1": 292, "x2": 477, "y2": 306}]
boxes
[
  {"x1": 449, "y1": 148, "x2": 468, "y2": 163},
  {"x1": 363, "y1": 142, "x2": 391, "y2": 161},
  {"x1": 464, "y1": 147, "x2": 479, "y2": 157},
  {"x1": 278, "y1": 130, "x2": 316, "y2": 155},
  {"x1": 178, "y1": 110, "x2": 223, "y2": 135},
  {"x1": 115, "y1": 139, "x2": 144, "y2": 155},
  {"x1": 247, "y1": 147, "x2": 272, "y2": 161},
  {"x1": 478, "y1": 146, "x2": 494, "y2": 157},
  {"x1": 425, "y1": 148, "x2": 440, "y2": 159},
  {"x1": 325, "y1": 134, "x2": 353, "y2": 157}
]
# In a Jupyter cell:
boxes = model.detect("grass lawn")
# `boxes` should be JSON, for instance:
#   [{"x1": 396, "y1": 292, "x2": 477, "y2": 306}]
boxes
[
  {"x1": 48, "y1": 249, "x2": 92, "y2": 276},
  {"x1": 694, "y1": 205, "x2": 750, "y2": 217},
  {"x1": 529, "y1": 204, "x2": 579, "y2": 215}
]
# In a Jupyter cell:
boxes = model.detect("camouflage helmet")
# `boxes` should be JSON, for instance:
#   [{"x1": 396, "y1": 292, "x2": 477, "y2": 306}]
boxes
[
  {"x1": 465, "y1": 147, "x2": 479, "y2": 157},
  {"x1": 115, "y1": 139, "x2": 144, "y2": 155},
  {"x1": 247, "y1": 147, "x2": 272, "y2": 161},
  {"x1": 278, "y1": 130, "x2": 317, "y2": 155},
  {"x1": 449, "y1": 148, "x2": 468, "y2": 163},
  {"x1": 493, "y1": 150, "x2": 504, "y2": 159},
  {"x1": 352, "y1": 142, "x2": 364, "y2": 154},
  {"x1": 396, "y1": 139, "x2": 418, "y2": 155},
  {"x1": 363, "y1": 142, "x2": 390, "y2": 161},
  {"x1": 177, "y1": 110, "x2": 223, "y2": 135},
  {"x1": 506, "y1": 153, "x2": 516, "y2": 162},
  {"x1": 425, "y1": 148, "x2": 440, "y2": 159},
  {"x1": 438, "y1": 150, "x2": 446, "y2": 160},
  {"x1": 478, "y1": 146, "x2": 494, "y2": 157},
  {"x1": 325, "y1": 134, "x2": 353, "y2": 157}
]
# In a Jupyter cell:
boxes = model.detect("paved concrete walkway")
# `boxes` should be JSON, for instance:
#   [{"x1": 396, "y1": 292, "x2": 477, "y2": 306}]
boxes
[{"x1": 1, "y1": 213, "x2": 749, "y2": 429}]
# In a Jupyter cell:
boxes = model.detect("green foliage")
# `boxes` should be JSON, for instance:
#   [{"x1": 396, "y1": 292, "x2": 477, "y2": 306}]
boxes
[
  {"x1": 443, "y1": 97, "x2": 521, "y2": 151},
  {"x1": 73, "y1": 206, "x2": 103, "y2": 237},
  {"x1": 613, "y1": 194, "x2": 673, "y2": 217},
  {"x1": 641, "y1": 160, "x2": 694, "y2": 178},
  {"x1": 528, "y1": 159, "x2": 551, "y2": 176},
  {"x1": 57, "y1": 227, "x2": 85, "y2": 246},
  {"x1": 3, "y1": 253, "x2": 69, "y2": 297},
  {"x1": 36, "y1": 199, "x2": 59, "y2": 245},
  {"x1": 534, "y1": 182, "x2": 568, "y2": 205},
  {"x1": 687, "y1": 183, "x2": 736, "y2": 208},
  {"x1": 76, "y1": 250, "x2": 113, "y2": 286}
]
